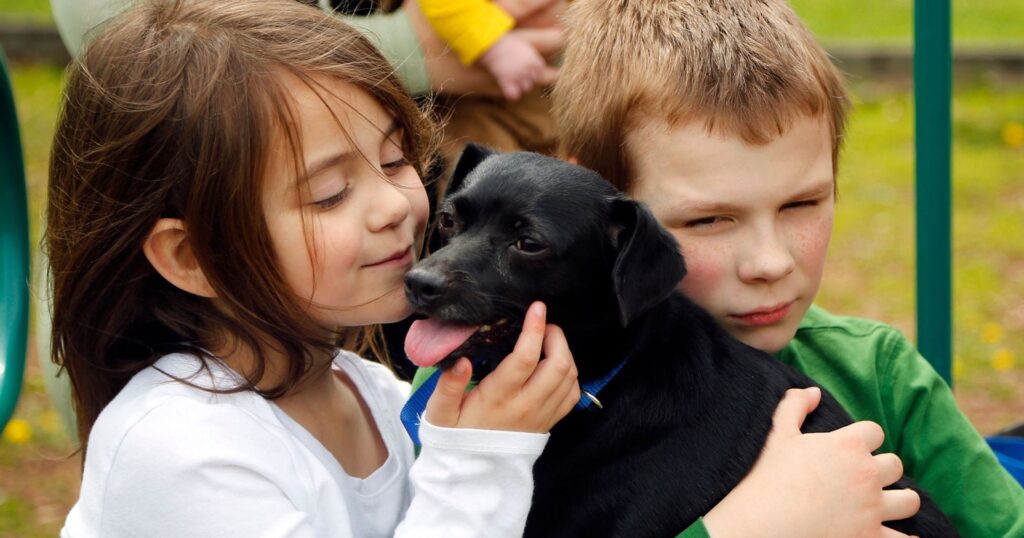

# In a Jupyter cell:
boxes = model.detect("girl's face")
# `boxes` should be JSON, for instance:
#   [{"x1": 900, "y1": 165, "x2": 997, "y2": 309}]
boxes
[
  {"x1": 628, "y1": 116, "x2": 835, "y2": 353},
  {"x1": 262, "y1": 75, "x2": 429, "y2": 329}
]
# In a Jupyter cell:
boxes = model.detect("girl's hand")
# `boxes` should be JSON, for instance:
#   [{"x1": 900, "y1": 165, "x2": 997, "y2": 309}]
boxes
[
  {"x1": 702, "y1": 388, "x2": 921, "y2": 538},
  {"x1": 424, "y1": 301, "x2": 580, "y2": 433}
]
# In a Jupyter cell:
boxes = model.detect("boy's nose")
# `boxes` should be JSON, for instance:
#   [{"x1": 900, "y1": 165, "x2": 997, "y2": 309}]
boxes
[{"x1": 738, "y1": 232, "x2": 796, "y2": 283}]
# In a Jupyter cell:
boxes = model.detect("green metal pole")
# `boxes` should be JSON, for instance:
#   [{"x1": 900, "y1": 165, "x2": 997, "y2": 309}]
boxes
[
  {"x1": 0, "y1": 48, "x2": 30, "y2": 431},
  {"x1": 913, "y1": 1, "x2": 953, "y2": 385}
]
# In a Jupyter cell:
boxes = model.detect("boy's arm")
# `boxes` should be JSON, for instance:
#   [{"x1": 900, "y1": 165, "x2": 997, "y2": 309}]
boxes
[
  {"x1": 418, "y1": 0, "x2": 515, "y2": 65},
  {"x1": 882, "y1": 332, "x2": 1024, "y2": 537}
]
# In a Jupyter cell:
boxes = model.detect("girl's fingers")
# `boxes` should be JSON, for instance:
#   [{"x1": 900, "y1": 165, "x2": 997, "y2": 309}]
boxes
[
  {"x1": 483, "y1": 302, "x2": 548, "y2": 397},
  {"x1": 880, "y1": 488, "x2": 921, "y2": 523},
  {"x1": 874, "y1": 453, "x2": 905, "y2": 488},
  {"x1": 423, "y1": 357, "x2": 472, "y2": 428},
  {"x1": 534, "y1": 350, "x2": 579, "y2": 421}
]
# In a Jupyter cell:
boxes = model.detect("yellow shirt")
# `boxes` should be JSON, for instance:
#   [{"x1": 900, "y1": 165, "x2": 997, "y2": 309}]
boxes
[{"x1": 420, "y1": 0, "x2": 515, "y2": 65}]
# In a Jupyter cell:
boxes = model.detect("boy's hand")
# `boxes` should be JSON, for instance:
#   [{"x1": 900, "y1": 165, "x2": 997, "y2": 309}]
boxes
[
  {"x1": 703, "y1": 387, "x2": 921, "y2": 538},
  {"x1": 478, "y1": 34, "x2": 559, "y2": 101},
  {"x1": 424, "y1": 302, "x2": 580, "y2": 433}
]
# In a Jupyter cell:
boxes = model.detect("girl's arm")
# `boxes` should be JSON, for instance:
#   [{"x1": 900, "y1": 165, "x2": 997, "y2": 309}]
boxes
[{"x1": 398, "y1": 301, "x2": 578, "y2": 537}]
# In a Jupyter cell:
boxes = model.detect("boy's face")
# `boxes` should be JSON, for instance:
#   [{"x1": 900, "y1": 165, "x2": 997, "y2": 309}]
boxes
[{"x1": 627, "y1": 116, "x2": 834, "y2": 353}]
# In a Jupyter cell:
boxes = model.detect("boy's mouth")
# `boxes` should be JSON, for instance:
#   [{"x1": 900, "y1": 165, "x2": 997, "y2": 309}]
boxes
[{"x1": 404, "y1": 317, "x2": 519, "y2": 370}]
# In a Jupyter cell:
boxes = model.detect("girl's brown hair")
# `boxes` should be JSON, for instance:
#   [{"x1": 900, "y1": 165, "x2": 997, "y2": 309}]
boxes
[{"x1": 46, "y1": 0, "x2": 435, "y2": 450}]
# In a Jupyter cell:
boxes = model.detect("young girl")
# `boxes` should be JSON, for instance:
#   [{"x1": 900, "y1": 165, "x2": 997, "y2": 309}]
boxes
[{"x1": 47, "y1": 1, "x2": 579, "y2": 536}]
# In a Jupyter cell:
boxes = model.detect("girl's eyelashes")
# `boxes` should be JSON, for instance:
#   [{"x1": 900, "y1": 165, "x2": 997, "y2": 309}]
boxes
[
  {"x1": 312, "y1": 187, "x2": 349, "y2": 210},
  {"x1": 381, "y1": 156, "x2": 410, "y2": 174}
]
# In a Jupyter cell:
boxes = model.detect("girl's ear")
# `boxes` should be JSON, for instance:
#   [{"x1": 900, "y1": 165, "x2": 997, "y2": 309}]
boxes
[{"x1": 143, "y1": 218, "x2": 217, "y2": 298}]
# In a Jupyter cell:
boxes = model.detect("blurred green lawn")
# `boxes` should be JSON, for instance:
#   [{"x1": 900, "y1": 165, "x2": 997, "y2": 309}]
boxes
[{"x1": 1, "y1": 0, "x2": 1023, "y2": 536}]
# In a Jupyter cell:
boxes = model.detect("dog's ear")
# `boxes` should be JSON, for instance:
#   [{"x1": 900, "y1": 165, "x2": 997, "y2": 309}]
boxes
[
  {"x1": 610, "y1": 198, "x2": 687, "y2": 326},
  {"x1": 449, "y1": 143, "x2": 495, "y2": 195}
]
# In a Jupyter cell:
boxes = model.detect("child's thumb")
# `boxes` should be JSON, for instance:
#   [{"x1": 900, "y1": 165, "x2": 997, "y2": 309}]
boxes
[{"x1": 423, "y1": 358, "x2": 473, "y2": 428}]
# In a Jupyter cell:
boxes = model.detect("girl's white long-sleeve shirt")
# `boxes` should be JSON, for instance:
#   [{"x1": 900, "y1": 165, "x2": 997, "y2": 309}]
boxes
[{"x1": 61, "y1": 351, "x2": 548, "y2": 537}]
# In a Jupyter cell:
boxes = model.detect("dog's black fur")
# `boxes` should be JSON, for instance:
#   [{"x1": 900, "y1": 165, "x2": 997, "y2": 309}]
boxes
[{"x1": 405, "y1": 146, "x2": 958, "y2": 537}]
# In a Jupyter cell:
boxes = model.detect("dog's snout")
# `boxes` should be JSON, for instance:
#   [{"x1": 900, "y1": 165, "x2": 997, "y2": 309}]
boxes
[{"x1": 405, "y1": 268, "x2": 449, "y2": 310}]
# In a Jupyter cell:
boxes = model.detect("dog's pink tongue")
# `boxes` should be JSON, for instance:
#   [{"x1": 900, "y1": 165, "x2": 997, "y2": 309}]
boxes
[{"x1": 404, "y1": 319, "x2": 480, "y2": 367}]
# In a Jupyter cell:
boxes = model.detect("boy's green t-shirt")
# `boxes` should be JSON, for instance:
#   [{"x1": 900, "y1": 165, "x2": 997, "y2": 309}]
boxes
[
  {"x1": 773, "y1": 304, "x2": 1024, "y2": 537},
  {"x1": 409, "y1": 305, "x2": 1024, "y2": 537}
]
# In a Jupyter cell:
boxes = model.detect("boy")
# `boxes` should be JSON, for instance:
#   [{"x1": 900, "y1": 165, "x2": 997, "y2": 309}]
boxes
[{"x1": 552, "y1": 0, "x2": 1024, "y2": 537}]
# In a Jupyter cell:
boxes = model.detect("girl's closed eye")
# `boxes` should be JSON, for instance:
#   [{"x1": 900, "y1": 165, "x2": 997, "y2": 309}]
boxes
[
  {"x1": 313, "y1": 184, "x2": 350, "y2": 210},
  {"x1": 382, "y1": 156, "x2": 410, "y2": 175}
]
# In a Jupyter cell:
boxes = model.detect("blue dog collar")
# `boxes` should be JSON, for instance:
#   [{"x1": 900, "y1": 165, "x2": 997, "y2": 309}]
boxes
[{"x1": 400, "y1": 357, "x2": 629, "y2": 447}]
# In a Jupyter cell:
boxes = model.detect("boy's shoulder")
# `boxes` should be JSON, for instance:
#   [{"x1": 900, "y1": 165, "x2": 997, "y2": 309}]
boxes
[
  {"x1": 796, "y1": 304, "x2": 906, "y2": 340},
  {"x1": 780, "y1": 304, "x2": 923, "y2": 395}
]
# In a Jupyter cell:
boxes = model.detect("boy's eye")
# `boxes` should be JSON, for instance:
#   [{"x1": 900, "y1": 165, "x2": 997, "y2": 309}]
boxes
[
  {"x1": 685, "y1": 216, "x2": 728, "y2": 228},
  {"x1": 313, "y1": 187, "x2": 349, "y2": 210},
  {"x1": 782, "y1": 200, "x2": 818, "y2": 210}
]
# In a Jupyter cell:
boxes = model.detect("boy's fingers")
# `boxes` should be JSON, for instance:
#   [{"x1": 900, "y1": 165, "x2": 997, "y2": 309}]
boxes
[
  {"x1": 769, "y1": 387, "x2": 821, "y2": 438},
  {"x1": 486, "y1": 302, "x2": 547, "y2": 394},
  {"x1": 423, "y1": 358, "x2": 472, "y2": 428},
  {"x1": 880, "y1": 488, "x2": 921, "y2": 523},
  {"x1": 841, "y1": 420, "x2": 886, "y2": 453},
  {"x1": 874, "y1": 452, "x2": 905, "y2": 488}
]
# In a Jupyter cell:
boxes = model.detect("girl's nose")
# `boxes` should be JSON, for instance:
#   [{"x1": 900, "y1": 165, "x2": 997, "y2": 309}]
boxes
[
  {"x1": 368, "y1": 178, "x2": 412, "y2": 232},
  {"x1": 737, "y1": 229, "x2": 796, "y2": 283}
]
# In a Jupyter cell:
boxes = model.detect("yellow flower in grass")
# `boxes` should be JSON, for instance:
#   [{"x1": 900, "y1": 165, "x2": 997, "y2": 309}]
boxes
[
  {"x1": 2, "y1": 418, "x2": 32, "y2": 445},
  {"x1": 981, "y1": 323, "x2": 1004, "y2": 344},
  {"x1": 992, "y1": 348, "x2": 1016, "y2": 371},
  {"x1": 1003, "y1": 122, "x2": 1024, "y2": 148}
]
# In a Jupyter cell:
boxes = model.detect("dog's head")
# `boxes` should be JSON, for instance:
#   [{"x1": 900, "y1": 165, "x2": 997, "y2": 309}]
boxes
[{"x1": 403, "y1": 145, "x2": 685, "y2": 375}]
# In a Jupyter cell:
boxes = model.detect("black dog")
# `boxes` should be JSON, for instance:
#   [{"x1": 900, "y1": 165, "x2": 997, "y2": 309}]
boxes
[{"x1": 403, "y1": 146, "x2": 958, "y2": 537}]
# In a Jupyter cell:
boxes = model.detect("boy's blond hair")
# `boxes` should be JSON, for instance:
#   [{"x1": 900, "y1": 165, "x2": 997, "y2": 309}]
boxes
[{"x1": 553, "y1": 0, "x2": 850, "y2": 191}]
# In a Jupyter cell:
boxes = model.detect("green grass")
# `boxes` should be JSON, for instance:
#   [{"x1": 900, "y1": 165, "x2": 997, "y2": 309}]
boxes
[
  {"x1": 0, "y1": 1, "x2": 1022, "y2": 42},
  {"x1": 790, "y1": 0, "x2": 1024, "y2": 44},
  {"x1": 0, "y1": 0, "x2": 53, "y2": 23}
]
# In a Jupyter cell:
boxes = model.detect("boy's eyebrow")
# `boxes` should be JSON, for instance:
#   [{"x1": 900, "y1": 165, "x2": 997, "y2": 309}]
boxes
[
  {"x1": 303, "y1": 120, "x2": 401, "y2": 180},
  {"x1": 667, "y1": 179, "x2": 834, "y2": 215}
]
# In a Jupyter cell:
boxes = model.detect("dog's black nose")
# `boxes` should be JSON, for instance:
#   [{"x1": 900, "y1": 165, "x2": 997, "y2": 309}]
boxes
[{"x1": 405, "y1": 268, "x2": 448, "y2": 310}]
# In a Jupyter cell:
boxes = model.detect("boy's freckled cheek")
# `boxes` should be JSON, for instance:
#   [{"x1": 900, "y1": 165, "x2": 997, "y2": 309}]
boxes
[{"x1": 675, "y1": 242, "x2": 730, "y2": 303}]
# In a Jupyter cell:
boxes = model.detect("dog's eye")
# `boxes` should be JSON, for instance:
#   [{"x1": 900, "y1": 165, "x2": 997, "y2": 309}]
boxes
[
  {"x1": 514, "y1": 236, "x2": 546, "y2": 254},
  {"x1": 438, "y1": 212, "x2": 456, "y2": 230}
]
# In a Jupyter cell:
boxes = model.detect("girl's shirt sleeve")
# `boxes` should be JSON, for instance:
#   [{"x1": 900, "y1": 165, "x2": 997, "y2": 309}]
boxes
[
  {"x1": 880, "y1": 331, "x2": 1024, "y2": 537},
  {"x1": 399, "y1": 418, "x2": 548, "y2": 537}
]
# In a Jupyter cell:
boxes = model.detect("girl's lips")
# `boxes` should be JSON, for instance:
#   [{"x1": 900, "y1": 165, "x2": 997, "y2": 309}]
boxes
[
  {"x1": 731, "y1": 301, "x2": 793, "y2": 326},
  {"x1": 366, "y1": 246, "x2": 412, "y2": 268}
]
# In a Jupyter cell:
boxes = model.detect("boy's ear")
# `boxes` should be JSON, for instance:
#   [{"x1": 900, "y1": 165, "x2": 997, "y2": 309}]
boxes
[
  {"x1": 609, "y1": 198, "x2": 687, "y2": 326},
  {"x1": 143, "y1": 219, "x2": 217, "y2": 298},
  {"x1": 448, "y1": 143, "x2": 495, "y2": 195}
]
